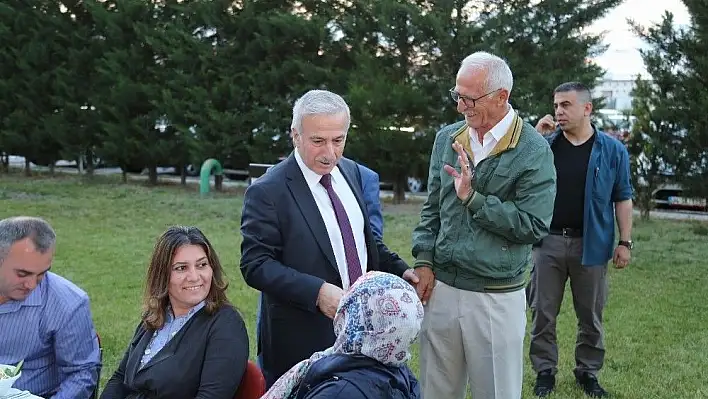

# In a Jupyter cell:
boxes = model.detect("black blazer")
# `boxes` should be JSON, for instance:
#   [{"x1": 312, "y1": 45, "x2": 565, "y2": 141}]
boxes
[
  {"x1": 239, "y1": 154, "x2": 410, "y2": 386},
  {"x1": 100, "y1": 305, "x2": 249, "y2": 399}
]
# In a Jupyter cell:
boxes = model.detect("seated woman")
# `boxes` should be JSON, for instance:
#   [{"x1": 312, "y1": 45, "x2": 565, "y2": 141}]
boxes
[
  {"x1": 101, "y1": 226, "x2": 249, "y2": 399},
  {"x1": 262, "y1": 271, "x2": 423, "y2": 399}
]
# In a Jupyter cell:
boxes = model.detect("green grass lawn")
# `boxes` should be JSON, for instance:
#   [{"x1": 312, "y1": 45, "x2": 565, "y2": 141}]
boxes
[{"x1": 2, "y1": 172, "x2": 707, "y2": 398}]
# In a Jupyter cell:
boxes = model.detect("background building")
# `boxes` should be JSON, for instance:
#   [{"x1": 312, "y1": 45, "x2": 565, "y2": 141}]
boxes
[{"x1": 593, "y1": 73, "x2": 640, "y2": 110}]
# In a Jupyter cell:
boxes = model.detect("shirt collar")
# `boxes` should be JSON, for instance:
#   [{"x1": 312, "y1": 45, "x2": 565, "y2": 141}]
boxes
[
  {"x1": 166, "y1": 300, "x2": 206, "y2": 323},
  {"x1": 294, "y1": 149, "x2": 344, "y2": 189},
  {"x1": 548, "y1": 123, "x2": 601, "y2": 146},
  {"x1": 23, "y1": 282, "x2": 44, "y2": 307},
  {"x1": 470, "y1": 104, "x2": 515, "y2": 142},
  {"x1": 0, "y1": 274, "x2": 46, "y2": 314}
]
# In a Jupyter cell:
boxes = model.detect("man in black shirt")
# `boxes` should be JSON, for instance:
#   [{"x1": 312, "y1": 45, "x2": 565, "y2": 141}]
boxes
[
  {"x1": 550, "y1": 132, "x2": 594, "y2": 231},
  {"x1": 528, "y1": 82, "x2": 634, "y2": 398}
]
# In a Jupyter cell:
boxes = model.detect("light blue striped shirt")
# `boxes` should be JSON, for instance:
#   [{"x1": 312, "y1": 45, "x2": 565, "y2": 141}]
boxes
[
  {"x1": 0, "y1": 272, "x2": 101, "y2": 399},
  {"x1": 139, "y1": 301, "x2": 206, "y2": 368}
]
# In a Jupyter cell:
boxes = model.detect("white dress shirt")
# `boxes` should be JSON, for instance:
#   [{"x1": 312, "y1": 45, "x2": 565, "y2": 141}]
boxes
[
  {"x1": 469, "y1": 105, "x2": 515, "y2": 166},
  {"x1": 294, "y1": 151, "x2": 368, "y2": 289}
]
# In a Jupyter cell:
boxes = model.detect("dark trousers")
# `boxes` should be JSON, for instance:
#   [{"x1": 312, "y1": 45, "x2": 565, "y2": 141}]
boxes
[{"x1": 527, "y1": 234, "x2": 608, "y2": 376}]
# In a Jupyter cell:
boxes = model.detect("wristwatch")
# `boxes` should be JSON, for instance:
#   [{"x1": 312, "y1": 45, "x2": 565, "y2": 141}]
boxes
[{"x1": 618, "y1": 240, "x2": 634, "y2": 250}]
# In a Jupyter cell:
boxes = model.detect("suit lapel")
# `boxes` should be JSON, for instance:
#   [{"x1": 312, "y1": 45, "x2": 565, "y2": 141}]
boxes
[
  {"x1": 128, "y1": 312, "x2": 201, "y2": 377},
  {"x1": 138, "y1": 336, "x2": 179, "y2": 373},
  {"x1": 125, "y1": 328, "x2": 151, "y2": 383},
  {"x1": 285, "y1": 155, "x2": 338, "y2": 272}
]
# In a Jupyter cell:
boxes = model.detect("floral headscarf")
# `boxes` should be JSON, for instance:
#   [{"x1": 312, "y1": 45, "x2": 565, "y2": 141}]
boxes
[{"x1": 261, "y1": 271, "x2": 424, "y2": 399}]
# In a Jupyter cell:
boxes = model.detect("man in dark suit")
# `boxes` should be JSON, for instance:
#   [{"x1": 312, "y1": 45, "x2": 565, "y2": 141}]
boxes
[
  {"x1": 254, "y1": 160, "x2": 384, "y2": 370},
  {"x1": 240, "y1": 89, "x2": 419, "y2": 387}
]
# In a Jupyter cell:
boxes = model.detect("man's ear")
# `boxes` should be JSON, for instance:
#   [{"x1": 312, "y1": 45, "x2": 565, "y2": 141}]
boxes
[
  {"x1": 585, "y1": 101, "x2": 593, "y2": 117},
  {"x1": 498, "y1": 89, "x2": 510, "y2": 104},
  {"x1": 291, "y1": 129, "x2": 299, "y2": 148}
]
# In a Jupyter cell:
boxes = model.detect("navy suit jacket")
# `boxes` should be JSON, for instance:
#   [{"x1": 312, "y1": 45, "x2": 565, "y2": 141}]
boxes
[
  {"x1": 357, "y1": 163, "x2": 384, "y2": 241},
  {"x1": 240, "y1": 154, "x2": 409, "y2": 387}
]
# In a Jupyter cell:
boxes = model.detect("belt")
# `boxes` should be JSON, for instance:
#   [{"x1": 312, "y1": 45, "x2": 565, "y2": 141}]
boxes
[{"x1": 549, "y1": 227, "x2": 582, "y2": 238}]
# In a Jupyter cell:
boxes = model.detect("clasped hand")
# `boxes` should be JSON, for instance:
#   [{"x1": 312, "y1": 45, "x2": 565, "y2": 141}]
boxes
[
  {"x1": 317, "y1": 283, "x2": 344, "y2": 319},
  {"x1": 317, "y1": 269, "x2": 425, "y2": 318}
]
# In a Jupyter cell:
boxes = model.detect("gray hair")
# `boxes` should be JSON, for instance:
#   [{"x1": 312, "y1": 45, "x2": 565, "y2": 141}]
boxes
[
  {"x1": 458, "y1": 51, "x2": 514, "y2": 95},
  {"x1": 291, "y1": 89, "x2": 351, "y2": 134},
  {"x1": 0, "y1": 216, "x2": 56, "y2": 266}
]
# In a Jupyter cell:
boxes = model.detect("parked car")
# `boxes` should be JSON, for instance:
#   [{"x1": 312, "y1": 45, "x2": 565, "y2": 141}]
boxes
[{"x1": 652, "y1": 183, "x2": 707, "y2": 211}]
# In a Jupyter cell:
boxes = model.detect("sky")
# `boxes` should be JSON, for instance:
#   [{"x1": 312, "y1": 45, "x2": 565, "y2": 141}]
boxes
[{"x1": 588, "y1": 0, "x2": 691, "y2": 80}]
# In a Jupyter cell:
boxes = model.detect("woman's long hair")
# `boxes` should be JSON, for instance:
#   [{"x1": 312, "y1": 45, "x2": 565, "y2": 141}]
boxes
[{"x1": 141, "y1": 226, "x2": 230, "y2": 330}]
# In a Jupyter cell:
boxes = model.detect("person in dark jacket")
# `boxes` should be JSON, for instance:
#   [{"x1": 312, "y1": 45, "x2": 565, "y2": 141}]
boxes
[
  {"x1": 100, "y1": 226, "x2": 249, "y2": 399},
  {"x1": 254, "y1": 160, "x2": 385, "y2": 370},
  {"x1": 240, "y1": 89, "x2": 419, "y2": 387},
  {"x1": 357, "y1": 163, "x2": 384, "y2": 241},
  {"x1": 261, "y1": 271, "x2": 423, "y2": 399}
]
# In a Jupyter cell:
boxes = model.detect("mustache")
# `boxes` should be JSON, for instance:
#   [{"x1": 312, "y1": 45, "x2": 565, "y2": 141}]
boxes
[{"x1": 316, "y1": 157, "x2": 333, "y2": 164}]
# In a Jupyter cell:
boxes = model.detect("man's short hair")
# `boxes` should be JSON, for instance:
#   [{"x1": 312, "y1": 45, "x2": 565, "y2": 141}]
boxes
[
  {"x1": 290, "y1": 89, "x2": 351, "y2": 134},
  {"x1": 458, "y1": 51, "x2": 514, "y2": 94},
  {"x1": 554, "y1": 81, "x2": 592, "y2": 104},
  {"x1": 0, "y1": 216, "x2": 56, "y2": 265}
]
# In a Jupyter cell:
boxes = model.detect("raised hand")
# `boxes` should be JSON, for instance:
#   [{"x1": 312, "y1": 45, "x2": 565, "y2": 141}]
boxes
[
  {"x1": 535, "y1": 114, "x2": 557, "y2": 135},
  {"x1": 443, "y1": 142, "x2": 474, "y2": 201}
]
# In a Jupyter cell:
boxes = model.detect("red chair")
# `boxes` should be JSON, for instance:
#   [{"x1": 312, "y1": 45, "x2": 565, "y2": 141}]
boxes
[{"x1": 234, "y1": 360, "x2": 266, "y2": 399}]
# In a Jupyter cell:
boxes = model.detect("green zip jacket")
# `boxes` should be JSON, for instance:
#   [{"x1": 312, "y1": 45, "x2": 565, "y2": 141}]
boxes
[{"x1": 412, "y1": 113, "x2": 557, "y2": 293}]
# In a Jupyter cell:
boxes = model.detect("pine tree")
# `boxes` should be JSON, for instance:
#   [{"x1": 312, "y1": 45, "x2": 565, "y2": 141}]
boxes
[
  {"x1": 628, "y1": 76, "x2": 683, "y2": 219},
  {"x1": 0, "y1": 2, "x2": 65, "y2": 175},
  {"x1": 629, "y1": 14, "x2": 687, "y2": 218},
  {"x1": 50, "y1": 0, "x2": 104, "y2": 176},
  {"x1": 631, "y1": 3, "x2": 708, "y2": 211},
  {"x1": 328, "y1": 0, "x2": 436, "y2": 202},
  {"x1": 672, "y1": 0, "x2": 708, "y2": 201},
  {"x1": 91, "y1": 0, "x2": 200, "y2": 184},
  {"x1": 479, "y1": 0, "x2": 623, "y2": 120}
]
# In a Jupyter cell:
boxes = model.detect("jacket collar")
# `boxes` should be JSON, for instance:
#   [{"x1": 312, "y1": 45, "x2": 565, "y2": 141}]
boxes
[
  {"x1": 283, "y1": 153, "x2": 369, "y2": 274},
  {"x1": 449, "y1": 111, "x2": 524, "y2": 164},
  {"x1": 125, "y1": 307, "x2": 206, "y2": 380},
  {"x1": 547, "y1": 124, "x2": 605, "y2": 148}
]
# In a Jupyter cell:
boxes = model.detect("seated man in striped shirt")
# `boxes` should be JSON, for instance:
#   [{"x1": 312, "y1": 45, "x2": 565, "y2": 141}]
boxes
[{"x1": 0, "y1": 216, "x2": 101, "y2": 399}]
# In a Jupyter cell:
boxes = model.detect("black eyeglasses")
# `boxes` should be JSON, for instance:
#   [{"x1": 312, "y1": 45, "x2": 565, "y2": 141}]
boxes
[{"x1": 449, "y1": 88, "x2": 501, "y2": 108}]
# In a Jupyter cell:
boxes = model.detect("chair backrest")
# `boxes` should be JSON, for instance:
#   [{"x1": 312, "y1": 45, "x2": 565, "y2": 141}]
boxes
[
  {"x1": 234, "y1": 360, "x2": 266, "y2": 399},
  {"x1": 91, "y1": 333, "x2": 103, "y2": 399}
]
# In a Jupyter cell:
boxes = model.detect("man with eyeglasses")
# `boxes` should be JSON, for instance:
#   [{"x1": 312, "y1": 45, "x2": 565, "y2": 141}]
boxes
[{"x1": 412, "y1": 51, "x2": 557, "y2": 399}]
